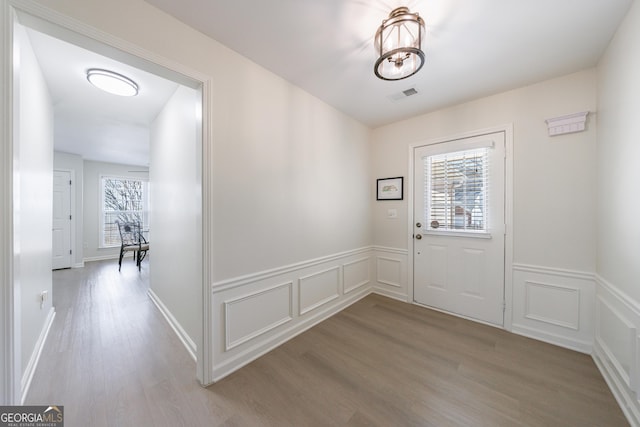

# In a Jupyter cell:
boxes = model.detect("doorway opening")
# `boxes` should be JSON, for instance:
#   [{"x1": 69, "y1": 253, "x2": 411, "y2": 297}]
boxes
[{"x1": 3, "y1": 3, "x2": 212, "y2": 404}]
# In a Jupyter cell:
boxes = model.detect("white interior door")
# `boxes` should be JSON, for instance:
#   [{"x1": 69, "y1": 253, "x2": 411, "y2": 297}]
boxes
[
  {"x1": 413, "y1": 132, "x2": 505, "y2": 326},
  {"x1": 52, "y1": 170, "x2": 72, "y2": 270}
]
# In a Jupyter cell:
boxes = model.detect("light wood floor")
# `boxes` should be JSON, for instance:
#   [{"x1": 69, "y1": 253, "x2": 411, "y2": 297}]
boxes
[{"x1": 27, "y1": 259, "x2": 628, "y2": 426}]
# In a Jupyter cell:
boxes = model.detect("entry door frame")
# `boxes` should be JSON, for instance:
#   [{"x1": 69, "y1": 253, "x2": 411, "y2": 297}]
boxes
[
  {"x1": 407, "y1": 124, "x2": 514, "y2": 331},
  {"x1": 1, "y1": 0, "x2": 214, "y2": 403}
]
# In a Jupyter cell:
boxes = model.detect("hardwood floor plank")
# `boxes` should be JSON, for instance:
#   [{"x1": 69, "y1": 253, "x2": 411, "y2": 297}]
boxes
[{"x1": 25, "y1": 260, "x2": 628, "y2": 426}]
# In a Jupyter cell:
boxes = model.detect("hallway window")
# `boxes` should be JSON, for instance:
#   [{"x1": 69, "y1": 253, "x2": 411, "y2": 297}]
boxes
[{"x1": 101, "y1": 176, "x2": 149, "y2": 247}]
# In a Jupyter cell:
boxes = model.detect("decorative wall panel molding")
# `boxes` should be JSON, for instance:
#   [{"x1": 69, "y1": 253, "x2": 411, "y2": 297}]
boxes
[
  {"x1": 593, "y1": 275, "x2": 640, "y2": 427},
  {"x1": 343, "y1": 257, "x2": 370, "y2": 294},
  {"x1": 377, "y1": 256, "x2": 402, "y2": 288},
  {"x1": 596, "y1": 296, "x2": 634, "y2": 387},
  {"x1": 298, "y1": 267, "x2": 340, "y2": 315},
  {"x1": 512, "y1": 264, "x2": 594, "y2": 353},
  {"x1": 224, "y1": 282, "x2": 293, "y2": 350},
  {"x1": 212, "y1": 247, "x2": 372, "y2": 292},
  {"x1": 372, "y1": 247, "x2": 408, "y2": 301},
  {"x1": 524, "y1": 280, "x2": 580, "y2": 330},
  {"x1": 210, "y1": 247, "x2": 374, "y2": 382}
]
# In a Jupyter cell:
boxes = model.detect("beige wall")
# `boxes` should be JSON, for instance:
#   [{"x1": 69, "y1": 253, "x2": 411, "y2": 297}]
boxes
[
  {"x1": 149, "y1": 85, "x2": 201, "y2": 348},
  {"x1": 33, "y1": 0, "x2": 372, "y2": 282},
  {"x1": 597, "y1": 0, "x2": 640, "y2": 301},
  {"x1": 591, "y1": 3, "x2": 640, "y2": 421},
  {"x1": 372, "y1": 69, "x2": 598, "y2": 272}
]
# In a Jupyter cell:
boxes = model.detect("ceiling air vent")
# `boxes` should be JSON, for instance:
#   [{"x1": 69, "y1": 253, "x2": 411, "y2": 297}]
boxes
[{"x1": 388, "y1": 87, "x2": 419, "y2": 101}]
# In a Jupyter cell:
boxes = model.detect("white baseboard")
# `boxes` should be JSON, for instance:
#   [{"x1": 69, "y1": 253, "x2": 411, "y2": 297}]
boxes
[
  {"x1": 148, "y1": 289, "x2": 197, "y2": 361},
  {"x1": 21, "y1": 308, "x2": 55, "y2": 404},
  {"x1": 511, "y1": 323, "x2": 592, "y2": 354},
  {"x1": 594, "y1": 340, "x2": 640, "y2": 426},
  {"x1": 372, "y1": 287, "x2": 408, "y2": 302},
  {"x1": 83, "y1": 254, "x2": 119, "y2": 263}
]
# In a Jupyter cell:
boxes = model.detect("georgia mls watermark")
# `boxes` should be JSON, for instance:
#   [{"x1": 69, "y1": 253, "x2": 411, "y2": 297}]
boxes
[{"x1": 0, "y1": 406, "x2": 63, "y2": 427}]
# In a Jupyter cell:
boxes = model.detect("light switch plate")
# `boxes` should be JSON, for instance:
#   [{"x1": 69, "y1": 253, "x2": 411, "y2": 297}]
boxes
[{"x1": 387, "y1": 209, "x2": 397, "y2": 219}]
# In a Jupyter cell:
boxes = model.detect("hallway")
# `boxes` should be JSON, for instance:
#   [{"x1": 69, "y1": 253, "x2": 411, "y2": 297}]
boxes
[
  {"x1": 26, "y1": 259, "x2": 200, "y2": 425},
  {"x1": 26, "y1": 260, "x2": 628, "y2": 426}
]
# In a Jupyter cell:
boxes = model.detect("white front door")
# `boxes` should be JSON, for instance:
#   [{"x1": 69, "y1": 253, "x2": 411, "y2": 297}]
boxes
[
  {"x1": 413, "y1": 132, "x2": 505, "y2": 326},
  {"x1": 52, "y1": 170, "x2": 72, "y2": 270}
]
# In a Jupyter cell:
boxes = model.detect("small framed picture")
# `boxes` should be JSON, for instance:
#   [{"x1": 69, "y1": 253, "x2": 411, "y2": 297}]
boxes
[{"x1": 377, "y1": 177, "x2": 403, "y2": 200}]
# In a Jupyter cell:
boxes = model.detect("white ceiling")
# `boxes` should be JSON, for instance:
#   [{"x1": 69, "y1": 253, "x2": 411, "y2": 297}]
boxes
[
  {"x1": 146, "y1": 0, "x2": 633, "y2": 127},
  {"x1": 25, "y1": 0, "x2": 633, "y2": 166},
  {"x1": 26, "y1": 28, "x2": 179, "y2": 167}
]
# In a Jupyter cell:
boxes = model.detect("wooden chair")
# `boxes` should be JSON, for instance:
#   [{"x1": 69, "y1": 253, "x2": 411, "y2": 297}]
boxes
[{"x1": 116, "y1": 221, "x2": 149, "y2": 271}]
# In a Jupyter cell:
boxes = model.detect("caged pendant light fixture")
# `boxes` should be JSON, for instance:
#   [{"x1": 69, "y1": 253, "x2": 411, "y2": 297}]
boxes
[{"x1": 374, "y1": 6, "x2": 426, "y2": 81}]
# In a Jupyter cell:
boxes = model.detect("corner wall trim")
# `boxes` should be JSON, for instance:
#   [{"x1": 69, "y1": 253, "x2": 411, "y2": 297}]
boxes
[
  {"x1": 148, "y1": 289, "x2": 196, "y2": 361},
  {"x1": 20, "y1": 308, "x2": 55, "y2": 404}
]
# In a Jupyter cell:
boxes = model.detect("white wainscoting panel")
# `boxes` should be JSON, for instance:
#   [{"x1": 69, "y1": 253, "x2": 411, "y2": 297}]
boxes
[
  {"x1": 224, "y1": 282, "x2": 293, "y2": 350},
  {"x1": 524, "y1": 281, "x2": 579, "y2": 330},
  {"x1": 596, "y1": 297, "x2": 635, "y2": 387},
  {"x1": 343, "y1": 257, "x2": 370, "y2": 294},
  {"x1": 372, "y1": 246, "x2": 408, "y2": 301},
  {"x1": 299, "y1": 267, "x2": 340, "y2": 315},
  {"x1": 512, "y1": 264, "x2": 594, "y2": 353},
  {"x1": 210, "y1": 247, "x2": 373, "y2": 381},
  {"x1": 593, "y1": 275, "x2": 640, "y2": 427},
  {"x1": 377, "y1": 257, "x2": 401, "y2": 288}
]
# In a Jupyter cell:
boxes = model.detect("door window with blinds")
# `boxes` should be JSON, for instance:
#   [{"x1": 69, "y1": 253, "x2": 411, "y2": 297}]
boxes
[{"x1": 424, "y1": 147, "x2": 489, "y2": 234}]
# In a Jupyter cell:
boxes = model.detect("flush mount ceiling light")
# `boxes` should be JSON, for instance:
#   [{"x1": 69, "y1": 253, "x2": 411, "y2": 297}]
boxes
[
  {"x1": 86, "y1": 68, "x2": 139, "y2": 96},
  {"x1": 374, "y1": 6, "x2": 425, "y2": 81}
]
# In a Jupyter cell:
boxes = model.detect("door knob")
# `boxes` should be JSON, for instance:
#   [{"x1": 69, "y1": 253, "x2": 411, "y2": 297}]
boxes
[
  {"x1": 416, "y1": 222, "x2": 422, "y2": 228},
  {"x1": 415, "y1": 234, "x2": 422, "y2": 240}
]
